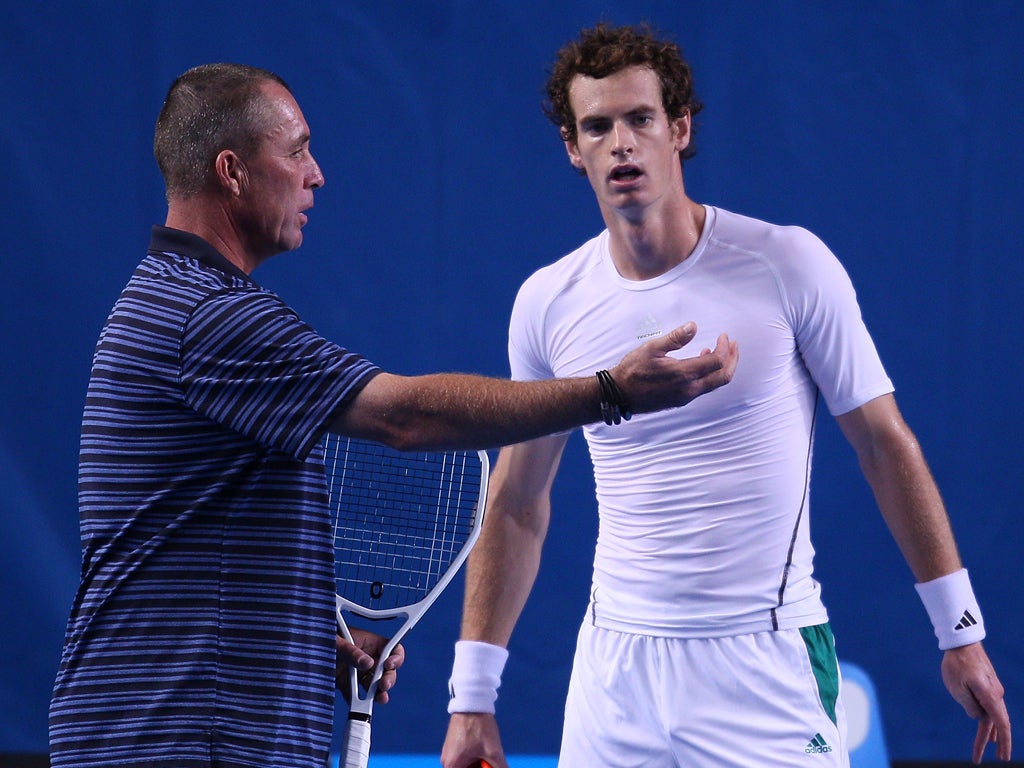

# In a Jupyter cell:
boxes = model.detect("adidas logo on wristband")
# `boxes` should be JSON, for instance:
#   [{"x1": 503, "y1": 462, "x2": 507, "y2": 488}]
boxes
[
  {"x1": 915, "y1": 569, "x2": 986, "y2": 650},
  {"x1": 954, "y1": 610, "x2": 978, "y2": 631}
]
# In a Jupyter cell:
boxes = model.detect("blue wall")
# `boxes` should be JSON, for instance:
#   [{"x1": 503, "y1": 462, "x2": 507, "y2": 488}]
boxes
[{"x1": 2, "y1": 1, "x2": 1021, "y2": 761}]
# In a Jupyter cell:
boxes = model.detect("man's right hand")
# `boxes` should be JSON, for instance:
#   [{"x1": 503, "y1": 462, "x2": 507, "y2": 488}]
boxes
[{"x1": 610, "y1": 322, "x2": 738, "y2": 414}]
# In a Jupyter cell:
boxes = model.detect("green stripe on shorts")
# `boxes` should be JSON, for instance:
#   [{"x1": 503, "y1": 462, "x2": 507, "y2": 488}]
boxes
[{"x1": 800, "y1": 623, "x2": 840, "y2": 726}]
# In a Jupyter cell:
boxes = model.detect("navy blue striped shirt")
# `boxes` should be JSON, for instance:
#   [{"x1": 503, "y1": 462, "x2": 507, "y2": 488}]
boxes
[{"x1": 50, "y1": 226, "x2": 380, "y2": 767}]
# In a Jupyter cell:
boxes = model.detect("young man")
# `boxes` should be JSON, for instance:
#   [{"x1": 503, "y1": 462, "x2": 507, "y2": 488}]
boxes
[
  {"x1": 441, "y1": 24, "x2": 1011, "y2": 768},
  {"x1": 48, "y1": 63, "x2": 738, "y2": 768}
]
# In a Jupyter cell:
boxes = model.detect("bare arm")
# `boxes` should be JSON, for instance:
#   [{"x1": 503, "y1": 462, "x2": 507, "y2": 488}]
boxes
[
  {"x1": 461, "y1": 435, "x2": 567, "y2": 645},
  {"x1": 440, "y1": 434, "x2": 568, "y2": 768},
  {"x1": 836, "y1": 394, "x2": 1011, "y2": 763},
  {"x1": 332, "y1": 323, "x2": 738, "y2": 452},
  {"x1": 835, "y1": 394, "x2": 959, "y2": 580}
]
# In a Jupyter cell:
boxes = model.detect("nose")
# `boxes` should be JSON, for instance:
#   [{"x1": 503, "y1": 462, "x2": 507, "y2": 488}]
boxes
[
  {"x1": 308, "y1": 155, "x2": 325, "y2": 189},
  {"x1": 611, "y1": 122, "x2": 634, "y2": 156}
]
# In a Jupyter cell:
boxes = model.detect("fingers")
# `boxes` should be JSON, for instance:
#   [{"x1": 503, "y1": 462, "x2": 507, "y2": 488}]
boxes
[
  {"x1": 375, "y1": 644, "x2": 404, "y2": 701},
  {"x1": 336, "y1": 630, "x2": 405, "y2": 704},
  {"x1": 972, "y1": 718, "x2": 993, "y2": 764},
  {"x1": 645, "y1": 322, "x2": 697, "y2": 354},
  {"x1": 384, "y1": 641, "x2": 406, "y2": 671},
  {"x1": 941, "y1": 645, "x2": 1013, "y2": 763},
  {"x1": 655, "y1": 326, "x2": 737, "y2": 374},
  {"x1": 998, "y1": 726, "x2": 1013, "y2": 762},
  {"x1": 708, "y1": 333, "x2": 739, "y2": 379},
  {"x1": 680, "y1": 333, "x2": 738, "y2": 389},
  {"x1": 441, "y1": 713, "x2": 507, "y2": 768},
  {"x1": 985, "y1": 698, "x2": 1012, "y2": 762},
  {"x1": 610, "y1": 325, "x2": 738, "y2": 415},
  {"x1": 335, "y1": 633, "x2": 373, "y2": 670},
  {"x1": 970, "y1": 714, "x2": 1011, "y2": 764}
]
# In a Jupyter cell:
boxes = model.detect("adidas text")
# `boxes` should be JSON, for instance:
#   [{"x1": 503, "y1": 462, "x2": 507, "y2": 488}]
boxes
[{"x1": 805, "y1": 734, "x2": 833, "y2": 754}]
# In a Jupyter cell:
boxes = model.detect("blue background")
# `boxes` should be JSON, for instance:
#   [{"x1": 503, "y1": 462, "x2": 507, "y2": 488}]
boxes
[{"x1": 1, "y1": 1, "x2": 1021, "y2": 762}]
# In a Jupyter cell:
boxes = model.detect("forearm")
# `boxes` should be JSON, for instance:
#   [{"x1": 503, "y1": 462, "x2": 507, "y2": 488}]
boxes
[
  {"x1": 460, "y1": 501, "x2": 546, "y2": 646},
  {"x1": 333, "y1": 372, "x2": 600, "y2": 452},
  {"x1": 460, "y1": 438, "x2": 563, "y2": 645},
  {"x1": 331, "y1": 323, "x2": 738, "y2": 451},
  {"x1": 838, "y1": 396, "x2": 961, "y2": 581},
  {"x1": 861, "y1": 429, "x2": 960, "y2": 580},
  {"x1": 446, "y1": 441, "x2": 559, "y2": 721}
]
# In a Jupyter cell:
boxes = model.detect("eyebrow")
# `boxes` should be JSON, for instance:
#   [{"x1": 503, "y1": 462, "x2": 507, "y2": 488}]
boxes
[{"x1": 579, "y1": 104, "x2": 658, "y2": 125}]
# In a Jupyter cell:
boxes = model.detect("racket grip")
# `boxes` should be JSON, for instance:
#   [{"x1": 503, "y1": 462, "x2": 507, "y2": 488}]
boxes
[
  {"x1": 340, "y1": 717, "x2": 371, "y2": 768},
  {"x1": 470, "y1": 762, "x2": 493, "y2": 768}
]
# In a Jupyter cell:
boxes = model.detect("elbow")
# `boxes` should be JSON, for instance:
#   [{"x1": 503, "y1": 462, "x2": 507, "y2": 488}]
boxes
[
  {"x1": 374, "y1": 427, "x2": 433, "y2": 453},
  {"x1": 355, "y1": 413, "x2": 438, "y2": 453},
  {"x1": 335, "y1": 374, "x2": 445, "y2": 452}
]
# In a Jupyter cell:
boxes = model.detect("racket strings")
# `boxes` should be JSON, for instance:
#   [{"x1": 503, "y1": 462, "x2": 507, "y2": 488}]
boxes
[{"x1": 325, "y1": 436, "x2": 482, "y2": 611}]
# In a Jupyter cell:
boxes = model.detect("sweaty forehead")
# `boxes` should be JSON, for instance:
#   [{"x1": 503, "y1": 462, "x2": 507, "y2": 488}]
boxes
[
  {"x1": 569, "y1": 66, "x2": 662, "y2": 118},
  {"x1": 258, "y1": 82, "x2": 309, "y2": 145}
]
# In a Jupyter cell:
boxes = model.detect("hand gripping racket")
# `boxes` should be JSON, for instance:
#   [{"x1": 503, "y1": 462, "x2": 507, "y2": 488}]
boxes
[{"x1": 324, "y1": 435, "x2": 489, "y2": 768}]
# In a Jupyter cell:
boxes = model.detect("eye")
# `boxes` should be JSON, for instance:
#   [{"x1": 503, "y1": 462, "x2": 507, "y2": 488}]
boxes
[{"x1": 581, "y1": 120, "x2": 610, "y2": 137}]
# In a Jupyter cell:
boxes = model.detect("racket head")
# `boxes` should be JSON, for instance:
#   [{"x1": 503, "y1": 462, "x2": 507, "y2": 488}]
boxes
[{"x1": 324, "y1": 436, "x2": 489, "y2": 706}]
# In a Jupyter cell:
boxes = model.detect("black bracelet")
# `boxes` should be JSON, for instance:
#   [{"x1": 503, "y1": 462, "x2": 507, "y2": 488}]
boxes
[{"x1": 595, "y1": 369, "x2": 633, "y2": 425}]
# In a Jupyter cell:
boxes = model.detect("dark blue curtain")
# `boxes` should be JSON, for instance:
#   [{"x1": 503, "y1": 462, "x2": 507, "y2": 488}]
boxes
[{"x1": 2, "y1": 1, "x2": 1021, "y2": 760}]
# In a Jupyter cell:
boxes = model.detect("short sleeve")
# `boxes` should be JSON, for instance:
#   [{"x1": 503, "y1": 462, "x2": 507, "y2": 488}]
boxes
[
  {"x1": 181, "y1": 288, "x2": 379, "y2": 459},
  {"x1": 775, "y1": 228, "x2": 894, "y2": 415}
]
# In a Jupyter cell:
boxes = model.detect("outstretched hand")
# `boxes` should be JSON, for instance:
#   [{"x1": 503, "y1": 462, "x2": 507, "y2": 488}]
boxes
[
  {"x1": 609, "y1": 322, "x2": 738, "y2": 415},
  {"x1": 336, "y1": 628, "x2": 405, "y2": 705},
  {"x1": 941, "y1": 643, "x2": 1012, "y2": 763}
]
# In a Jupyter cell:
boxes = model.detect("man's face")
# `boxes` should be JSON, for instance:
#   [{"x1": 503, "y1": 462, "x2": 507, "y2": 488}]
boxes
[
  {"x1": 565, "y1": 65, "x2": 690, "y2": 216},
  {"x1": 235, "y1": 81, "x2": 324, "y2": 260}
]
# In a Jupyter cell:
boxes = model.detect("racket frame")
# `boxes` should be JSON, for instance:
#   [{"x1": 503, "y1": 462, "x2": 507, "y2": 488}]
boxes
[{"x1": 325, "y1": 437, "x2": 489, "y2": 768}]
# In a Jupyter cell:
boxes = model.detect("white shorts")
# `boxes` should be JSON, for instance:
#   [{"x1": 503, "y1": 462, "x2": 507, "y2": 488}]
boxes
[{"x1": 559, "y1": 622, "x2": 849, "y2": 768}]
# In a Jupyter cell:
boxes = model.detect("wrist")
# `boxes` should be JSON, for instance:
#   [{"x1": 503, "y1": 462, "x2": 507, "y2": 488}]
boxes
[
  {"x1": 914, "y1": 568, "x2": 986, "y2": 650},
  {"x1": 596, "y1": 369, "x2": 632, "y2": 425},
  {"x1": 447, "y1": 640, "x2": 508, "y2": 714}
]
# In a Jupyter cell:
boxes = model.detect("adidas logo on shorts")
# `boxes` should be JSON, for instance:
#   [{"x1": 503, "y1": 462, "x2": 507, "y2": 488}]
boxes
[{"x1": 805, "y1": 733, "x2": 833, "y2": 754}]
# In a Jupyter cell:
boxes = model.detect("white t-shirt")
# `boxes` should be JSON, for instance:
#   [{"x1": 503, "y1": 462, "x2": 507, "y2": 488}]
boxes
[{"x1": 509, "y1": 206, "x2": 894, "y2": 637}]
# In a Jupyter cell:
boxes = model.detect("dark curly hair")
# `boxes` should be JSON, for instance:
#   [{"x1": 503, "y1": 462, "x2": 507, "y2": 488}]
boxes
[{"x1": 543, "y1": 23, "x2": 703, "y2": 161}]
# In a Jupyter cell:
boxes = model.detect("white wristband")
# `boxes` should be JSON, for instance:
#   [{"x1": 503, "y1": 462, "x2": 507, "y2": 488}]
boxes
[
  {"x1": 914, "y1": 568, "x2": 986, "y2": 650},
  {"x1": 447, "y1": 640, "x2": 509, "y2": 714}
]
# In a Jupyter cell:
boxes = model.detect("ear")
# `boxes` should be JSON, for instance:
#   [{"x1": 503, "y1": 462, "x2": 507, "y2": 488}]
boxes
[
  {"x1": 672, "y1": 112, "x2": 692, "y2": 153},
  {"x1": 565, "y1": 140, "x2": 585, "y2": 171},
  {"x1": 214, "y1": 149, "x2": 247, "y2": 196}
]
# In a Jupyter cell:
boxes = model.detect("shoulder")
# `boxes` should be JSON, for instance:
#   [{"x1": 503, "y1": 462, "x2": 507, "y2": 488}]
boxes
[
  {"x1": 706, "y1": 206, "x2": 849, "y2": 289},
  {"x1": 708, "y1": 207, "x2": 832, "y2": 262},
  {"x1": 128, "y1": 252, "x2": 265, "y2": 313},
  {"x1": 514, "y1": 231, "x2": 608, "y2": 315}
]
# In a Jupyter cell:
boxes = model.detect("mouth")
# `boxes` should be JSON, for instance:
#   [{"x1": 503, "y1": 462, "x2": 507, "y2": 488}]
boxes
[{"x1": 609, "y1": 164, "x2": 643, "y2": 185}]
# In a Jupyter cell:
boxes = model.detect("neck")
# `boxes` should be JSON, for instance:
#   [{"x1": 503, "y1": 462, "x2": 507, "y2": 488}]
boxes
[
  {"x1": 603, "y1": 195, "x2": 705, "y2": 281},
  {"x1": 165, "y1": 198, "x2": 258, "y2": 275}
]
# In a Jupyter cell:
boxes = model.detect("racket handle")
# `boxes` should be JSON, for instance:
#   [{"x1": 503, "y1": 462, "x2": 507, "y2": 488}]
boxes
[
  {"x1": 340, "y1": 717, "x2": 371, "y2": 768},
  {"x1": 470, "y1": 762, "x2": 493, "y2": 768}
]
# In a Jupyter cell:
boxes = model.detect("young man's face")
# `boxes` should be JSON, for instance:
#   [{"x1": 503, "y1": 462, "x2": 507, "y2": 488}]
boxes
[{"x1": 565, "y1": 65, "x2": 690, "y2": 216}]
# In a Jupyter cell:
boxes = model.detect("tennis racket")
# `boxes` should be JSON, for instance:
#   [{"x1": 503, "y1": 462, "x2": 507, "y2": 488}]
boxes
[{"x1": 324, "y1": 435, "x2": 489, "y2": 768}]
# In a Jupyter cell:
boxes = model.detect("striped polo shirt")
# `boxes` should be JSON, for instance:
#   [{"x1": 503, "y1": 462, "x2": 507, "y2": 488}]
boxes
[{"x1": 49, "y1": 226, "x2": 380, "y2": 767}]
